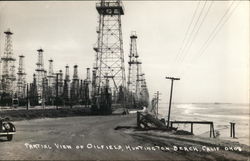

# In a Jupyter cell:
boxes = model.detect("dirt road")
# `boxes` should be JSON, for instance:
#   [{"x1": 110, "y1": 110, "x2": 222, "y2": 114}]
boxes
[{"x1": 0, "y1": 115, "x2": 249, "y2": 160}]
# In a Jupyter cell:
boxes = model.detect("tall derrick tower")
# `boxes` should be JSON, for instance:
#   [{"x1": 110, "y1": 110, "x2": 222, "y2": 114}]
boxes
[
  {"x1": 93, "y1": 0, "x2": 126, "y2": 104},
  {"x1": 1, "y1": 29, "x2": 16, "y2": 95},
  {"x1": 82, "y1": 68, "x2": 91, "y2": 105},
  {"x1": 58, "y1": 70, "x2": 63, "y2": 96},
  {"x1": 136, "y1": 63, "x2": 142, "y2": 101},
  {"x1": 63, "y1": 65, "x2": 70, "y2": 100},
  {"x1": 47, "y1": 59, "x2": 55, "y2": 88},
  {"x1": 71, "y1": 65, "x2": 79, "y2": 103},
  {"x1": 127, "y1": 32, "x2": 142, "y2": 108},
  {"x1": 139, "y1": 73, "x2": 149, "y2": 107},
  {"x1": 16, "y1": 55, "x2": 26, "y2": 98},
  {"x1": 47, "y1": 59, "x2": 55, "y2": 101},
  {"x1": 30, "y1": 74, "x2": 38, "y2": 105},
  {"x1": 35, "y1": 49, "x2": 46, "y2": 101},
  {"x1": 127, "y1": 32, "x2": 141, "y2": 94}
]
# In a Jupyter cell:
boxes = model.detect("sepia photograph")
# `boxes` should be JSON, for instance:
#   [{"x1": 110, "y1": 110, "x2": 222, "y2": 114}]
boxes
[{"x1": 0, "y1": 0, "x2": 249, "y2": 160}]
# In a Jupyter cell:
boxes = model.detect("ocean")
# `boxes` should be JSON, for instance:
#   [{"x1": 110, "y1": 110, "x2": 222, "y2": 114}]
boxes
[{"x1": 158, "y1": 103, "x2": 249, "y2": 145}]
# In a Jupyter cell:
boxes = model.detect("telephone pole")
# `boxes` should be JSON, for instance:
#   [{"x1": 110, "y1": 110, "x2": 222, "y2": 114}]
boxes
[
  {"x1": 165, "y1": 77, "x2": 180, "y2": 128},
  {"x1": 154, "y1": 91, "x2": 161, "y2": 119}
]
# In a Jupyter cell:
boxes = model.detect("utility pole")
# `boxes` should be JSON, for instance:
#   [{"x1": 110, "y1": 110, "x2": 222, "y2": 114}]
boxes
[
  {"x1": 55, "y1": 73, "x2": 59, "y2": 110},
  {"x1": 165, "y1": 77, "x2": 180, "y2": 128},
  {"x1": 42, "y1": 77, "x2": 45, "y2": 109},
  {"x1": 154, "y1": 91, "x2": 161, "y2": 119},
  {"x1": 26, "y1": 83, "x2": 29, "y2": 110}
]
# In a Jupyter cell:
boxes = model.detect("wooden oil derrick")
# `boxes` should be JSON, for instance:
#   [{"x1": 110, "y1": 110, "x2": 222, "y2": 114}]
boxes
[
  {"x1": 16, "y1": 55, "x2": 26, "y2": 105},
  {"x1": 35, "y1": 49, "x2": 46, "y2": 104},
  {"x1": 127, "y1": 31, "x2": 142, "y2": 109},
  {"x1": 71, "y1": 65, "x2": 79, "y2": 105},
  {"x1": 92, "y1": 0, "x2": 126, "y2": 114},
  {"x1": 29, "y1": 74, "x2": 38, "y2": 106},
  {"x1": 47, "y1": 59, "x2": 56, "y2": 105},
  {"x1": 55, "y1": 70, "x2": 64, "y2": 107},
  {"x1": 81, "y1": 68, "x2": 91, "y2": 107},
  {"x1": 0, "y1": 29, "x2": 16, "y2": 106},
  {"x1": 79, "y1": 79, "x2": 84, "y2": 104},
  {"x1": 63, "y1": 65, "x2": 71, "y2": 105},
  {"x1": 139, "y1": 73, "x2": 149, "y2": 107}
]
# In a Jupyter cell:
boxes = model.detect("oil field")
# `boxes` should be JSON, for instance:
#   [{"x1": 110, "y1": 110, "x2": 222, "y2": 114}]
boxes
[{"x1": 0, "y1": 0, "x2": 149, "y2": 114}]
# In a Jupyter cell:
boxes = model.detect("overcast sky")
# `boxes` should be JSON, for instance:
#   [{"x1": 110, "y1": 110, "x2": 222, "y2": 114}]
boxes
[{"x1": 0, "y1": 1, "x2": 249, "y2": 104}]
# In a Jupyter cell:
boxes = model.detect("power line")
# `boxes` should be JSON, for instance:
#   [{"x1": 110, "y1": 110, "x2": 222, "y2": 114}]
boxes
[
  {"x1": 177, "y1": 0, "x2": 208, "y2": 63},
  {"x1": 175, "y1": 1, "x2": 201, "y2": 62},
  {"x1": 194, "y1": 0, "x2": 240, "y2": 61},
  {"x1": 179, "y1": 1, "x2": 240, "y2": 77},
  {"x1": 180, "y1": 0, "x2": 214, "y2": 63}
]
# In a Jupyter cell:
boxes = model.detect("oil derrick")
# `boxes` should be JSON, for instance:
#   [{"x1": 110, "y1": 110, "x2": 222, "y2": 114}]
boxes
[
  {"x1": 30, "y1": 74, "x2": 38, "y2": 106},
  {"x1": 71, "y1": 65, "x2": 79, "y2": 104},
  {"x1": 140, "y1": 73, "x2": 149, "y2": 107},
  {"x1": 16, "y1": 55, "x2": 26, "y2": 99},
  {"x1": 1, "y1": 29, "x2": 16, "y2": 101},
  {"x1": 135, "y1": 61, "x2": 149, "y2": 108},
  {"x1": 127, "y1": 31, "x2": 141, "y2": 108},
  {"x1": 92, "y1": 0, "x2": 126, "y2": 114},
  {"x1": 42, "y1": 71, "x2": 48, "y2": 107},
  {"x1": 35, "y1": 49, "x2": 46, "y2": 103},
  {"x1": 55, "y1": 70, "x2": 63, "y2": 106},
  {"x1": 91, "y1": 69, "x2": 97, "y2": 98},
  {"x1": 58, "y1": 70, "x2": 63, "y2": 96},
  {"x1": 136, "y1": 63, "x2": 143, "y2": 107},
  {"x1": 82, "y1": 68, "x2": 91, "y2": 106},
  {"x1": 47, "y1": 59, "x2": 55, "y2": 104},
  {"x1": 63, "y1": 65, "x2": 70, "y2": 104},
  {"x1": 79, "y1": 79, "x2": 83, "y2": 104}
]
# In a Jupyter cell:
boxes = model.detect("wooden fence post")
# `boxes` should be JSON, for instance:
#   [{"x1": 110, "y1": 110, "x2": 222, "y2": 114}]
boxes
[
  {"x1": 137, "y1": 112, "x2": 140, "y2": 127},
  {"x1": 191, "y1": 123, "x2": 193, "y2": 135},
  {"x1": 230, "y1": 122, "x2": 236, "y2": 138}
]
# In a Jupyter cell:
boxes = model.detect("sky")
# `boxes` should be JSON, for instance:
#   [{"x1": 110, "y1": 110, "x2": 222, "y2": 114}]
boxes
[{"x1": 0, "y1": 0, "x2": 249, "y2": 104}]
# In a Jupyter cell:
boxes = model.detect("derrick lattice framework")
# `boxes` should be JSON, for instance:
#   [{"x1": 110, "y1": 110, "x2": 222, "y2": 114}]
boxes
[
  {"x1": 63, "y1": 65, "x2": 70, "y2": 100},
  {"x1": 139, "y1": 72, "x2": 149, "y2": 107},
  {"x1": 93, "y1": 0, "x2": 126, "y2": 101},
  {"x1": 35, "y1": 49, "x2": 46, "y2": 100},
  {"x1": 47, "y1": 59, "x2": 55, "y2": 88},
  {"x1": 127, "y1": 32, "x2": 141, "y2": 94},
  {"x1": 16, "y1": 55, "x2": 26, "y2": 98},
  {"x1": 1, "y1": 29, "x2": 16, "y2": 95},
  {"x1": 127, "y1": 32, "x2": 149, "y2": 108},
  {"x1": 127, "y1": 32, "x2": 142, "y2": 107},
  {"x1": 47, "y1": 59, "x2": 55, "y2": 98},
  {"x1": 57, "y1": 70, "x2": 63, "y2": 96},
  {"x1": 82, "y1": 68, "x2": 91, "y2": 105},
  {"x1": 71, "y1": 65, "x2": 79, "y2": 102}
]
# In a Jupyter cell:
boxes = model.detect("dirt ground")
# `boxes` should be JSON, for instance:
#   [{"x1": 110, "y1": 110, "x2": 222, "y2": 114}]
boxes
[{"x1": 0, "y1": 114, "x2": 249, "y2": 160}]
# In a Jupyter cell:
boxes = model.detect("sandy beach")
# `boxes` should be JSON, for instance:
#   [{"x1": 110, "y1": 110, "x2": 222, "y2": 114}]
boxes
[{"x1": 0, "y1": 113, "x2": 249, "y2": 160}]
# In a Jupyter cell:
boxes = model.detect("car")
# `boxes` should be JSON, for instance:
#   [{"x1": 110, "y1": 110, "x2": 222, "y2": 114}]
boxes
[{"x1": 0, "y1": 117, "x2": 16, "y2": 141}]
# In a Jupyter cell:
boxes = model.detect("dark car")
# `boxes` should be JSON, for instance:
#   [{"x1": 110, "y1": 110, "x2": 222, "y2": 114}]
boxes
[{"x1": 0, "y1": 117, "x2": 16, "y2": 141}]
